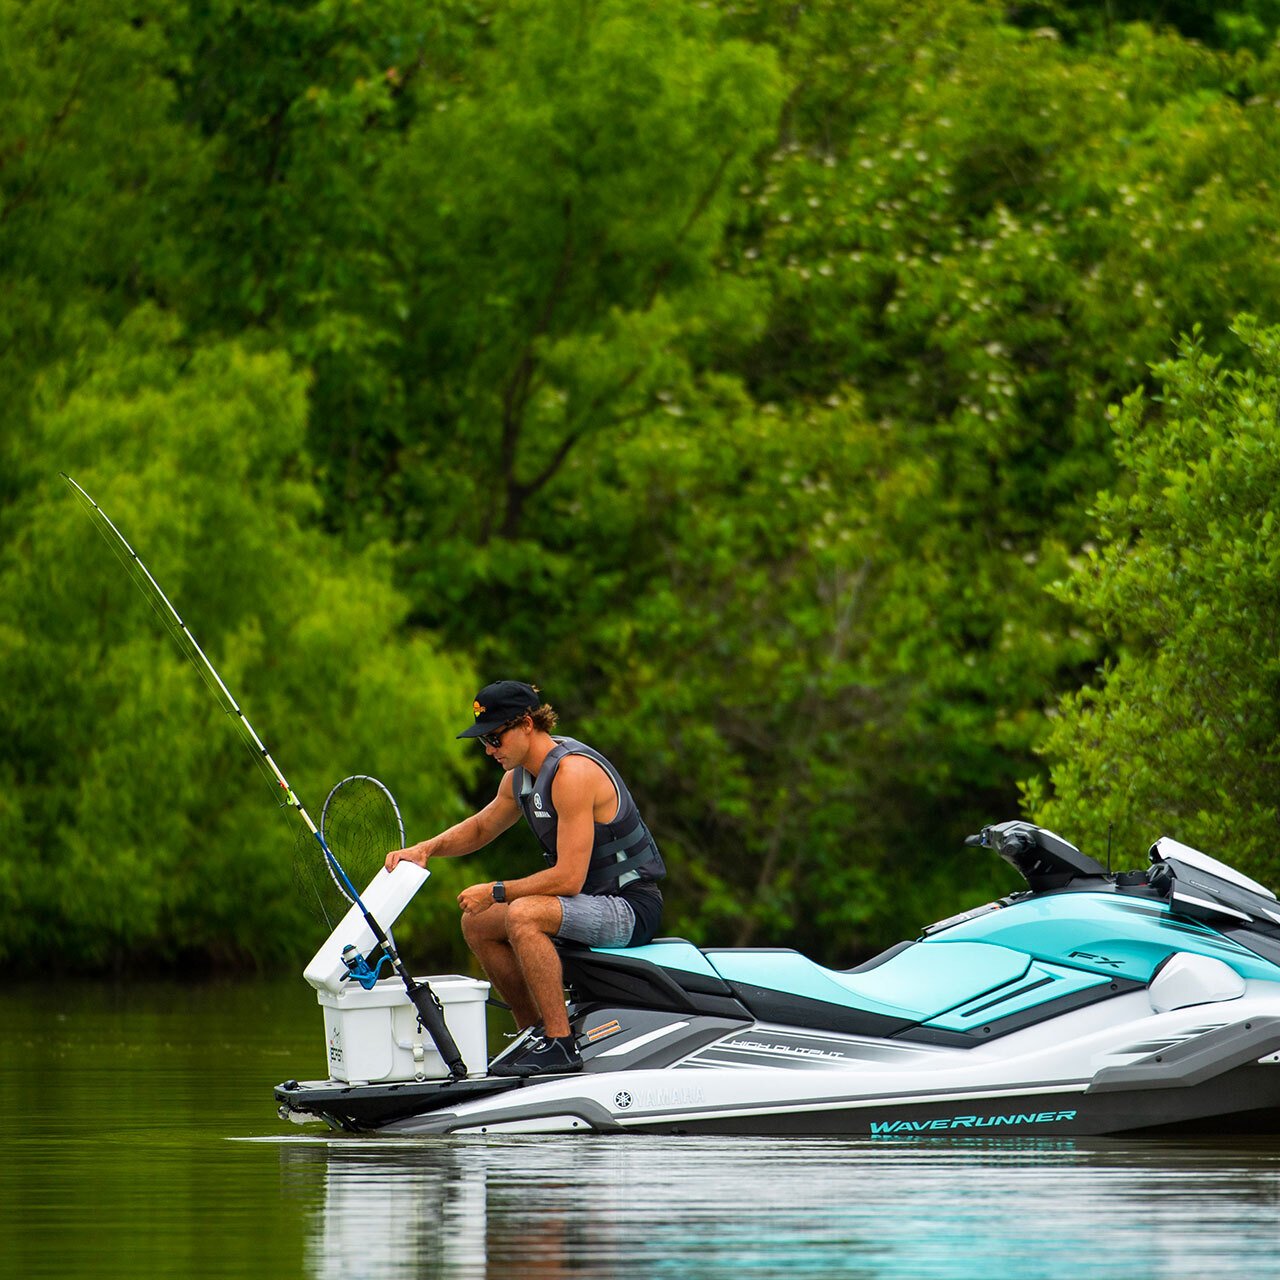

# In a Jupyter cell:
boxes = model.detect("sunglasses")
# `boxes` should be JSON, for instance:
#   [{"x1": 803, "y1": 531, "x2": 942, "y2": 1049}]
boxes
[{"x1": 478, "y1": 717, "x2": 528, "y2": 748}]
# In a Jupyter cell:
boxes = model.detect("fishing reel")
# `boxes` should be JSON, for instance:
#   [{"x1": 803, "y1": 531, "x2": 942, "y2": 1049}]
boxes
[{"x1": 340, "y1": 943, "x2": 393, "y2": 991}]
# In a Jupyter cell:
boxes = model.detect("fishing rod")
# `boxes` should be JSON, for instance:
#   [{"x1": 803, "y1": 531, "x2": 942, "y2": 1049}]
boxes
[{"x1": 62, "y1": 473, "x2": 467, "y2": 1080}]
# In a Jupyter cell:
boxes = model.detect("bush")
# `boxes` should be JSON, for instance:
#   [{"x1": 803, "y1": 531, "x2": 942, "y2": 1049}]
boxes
[{"x1": 1026, "y1": 316, "x2": 1280, "y2": 885}]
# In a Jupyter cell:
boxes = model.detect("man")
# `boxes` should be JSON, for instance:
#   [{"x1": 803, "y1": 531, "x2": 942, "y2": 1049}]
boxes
[{"x1": 385, "y1": 680, "x2": 665, "y2": 1077}]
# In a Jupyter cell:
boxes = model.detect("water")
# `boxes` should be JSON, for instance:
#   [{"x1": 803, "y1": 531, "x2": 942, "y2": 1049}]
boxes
[{"x1": 3, "y1": 982, "x2": 1278, "y2": 1278}]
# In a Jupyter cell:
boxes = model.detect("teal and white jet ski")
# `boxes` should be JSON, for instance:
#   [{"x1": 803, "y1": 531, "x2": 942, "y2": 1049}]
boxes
[{"x1": 275, "y1": 822, "x2": 1280, "y2": 1136}]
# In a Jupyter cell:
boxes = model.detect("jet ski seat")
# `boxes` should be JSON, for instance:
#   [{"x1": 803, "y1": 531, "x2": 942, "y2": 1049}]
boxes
[
  {"x1": 557, "y1": 938, "x2": 753, "y2": 1021},
  {"x1": 560, "y1": 937, "x2": 1036, "y2": 1037},
  {"x1": 702, "y1": 941, "x2": 1032, "y2": 1037}
]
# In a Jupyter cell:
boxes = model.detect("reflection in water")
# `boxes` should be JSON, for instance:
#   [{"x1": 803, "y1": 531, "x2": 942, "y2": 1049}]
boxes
[
  {"x1": 290, "y1": 1142, "x2": 488, "y2": 1279},
  {"x1": 283, "y1": 1133, "x2": 1280, "y2": 1280}
]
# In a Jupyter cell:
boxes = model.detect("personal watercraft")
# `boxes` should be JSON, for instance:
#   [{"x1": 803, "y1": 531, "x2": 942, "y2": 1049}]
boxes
[{"x1": 274, "y1": 821, "x2": 1280, "y2": 1136}]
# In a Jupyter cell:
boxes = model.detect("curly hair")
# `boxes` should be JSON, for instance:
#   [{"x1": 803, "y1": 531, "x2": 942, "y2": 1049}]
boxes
[
  {"x1": 529, "y1": 703, "x2": 559, "y2": 732},
  {"x1": 501, "y1": 702, "x2": 559, "y2": 733}
]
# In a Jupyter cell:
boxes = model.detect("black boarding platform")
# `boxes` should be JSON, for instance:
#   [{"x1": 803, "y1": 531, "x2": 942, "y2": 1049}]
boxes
[{"x1": 274, "y1": 1075, "x2": 523, "y2": 1131}]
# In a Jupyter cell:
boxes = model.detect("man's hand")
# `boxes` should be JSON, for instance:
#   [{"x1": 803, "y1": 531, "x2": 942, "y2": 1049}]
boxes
[
  {"x1": 385, "y1": 843, "x2": 428, "y2": 871},
  {"x1": 458, "y1": 882, "x2": 498, "y2": 915}
]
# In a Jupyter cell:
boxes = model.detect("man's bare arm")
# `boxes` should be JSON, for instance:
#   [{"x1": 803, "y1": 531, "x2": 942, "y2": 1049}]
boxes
[
  {"x1": 386, "y1": 773, "x2": 522, "y2": 870},
  {"x1": 456, "y1": 757, "x2": 600, "y2": 910}
]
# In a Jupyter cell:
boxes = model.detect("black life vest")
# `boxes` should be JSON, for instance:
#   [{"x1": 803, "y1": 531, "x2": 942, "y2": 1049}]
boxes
[{"x1": 512, "y1": 737, "x2": 665, "y2": 894}]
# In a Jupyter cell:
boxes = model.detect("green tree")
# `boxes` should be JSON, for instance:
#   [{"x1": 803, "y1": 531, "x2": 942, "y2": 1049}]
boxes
[
  {"x1": 369, "y1": 0, "x2": 783, "y2": 558},
  {"x1": 10, "y1": 0, "x2": 1280, "y2": 969},
  {"x1": 0, "y1": 309, "x2": 477, "y2": 971},
  {"x1": 1008, "y1": 0, "x2": 1280, "y2": 53},
  {"x1": 0, "y1": 0, "x2": 200, "y2": 495},
  {"x1": 1025, "y1": 317, "x2": 1280, "y2": 884},
  {"x1": 667, "y1": 1, "x2": 1280, "y2": 935},
  {"x1": 371, "y1": 1, "x2": 1280, "y2": 950}
]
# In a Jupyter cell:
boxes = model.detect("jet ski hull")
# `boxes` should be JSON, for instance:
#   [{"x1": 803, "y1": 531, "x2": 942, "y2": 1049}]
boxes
[
  {"x1": 276, "y1": 996, "x2": 1280, "y2": 1136},
  {"x1": 369, "y1": 1070, "x2": 1280, "y2": 1138},
  {"x1": 276, "y1": 1062, "x2": 1280, "y2": 1138}
]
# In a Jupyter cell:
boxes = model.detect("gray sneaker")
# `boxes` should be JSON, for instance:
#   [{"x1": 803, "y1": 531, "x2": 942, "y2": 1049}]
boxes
[{"x1": 489, "y1": 1034, "x2": 583, "y2": 1077}]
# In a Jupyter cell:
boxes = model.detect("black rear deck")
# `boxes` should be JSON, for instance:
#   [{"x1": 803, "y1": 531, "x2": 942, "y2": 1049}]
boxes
[{"x1": 275, "y1": 1075, "x2": 523, "y2": 1130}]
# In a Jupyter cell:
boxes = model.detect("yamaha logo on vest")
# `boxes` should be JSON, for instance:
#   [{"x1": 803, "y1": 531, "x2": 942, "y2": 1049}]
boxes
[{"x1": 533, "y1": 793, "x2": 550, "y2": 818}]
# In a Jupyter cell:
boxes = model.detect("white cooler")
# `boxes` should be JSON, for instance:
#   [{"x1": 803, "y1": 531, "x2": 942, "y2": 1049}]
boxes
[{"x1": 318, "y1": 975, "x2": 490, "y2": 1083}]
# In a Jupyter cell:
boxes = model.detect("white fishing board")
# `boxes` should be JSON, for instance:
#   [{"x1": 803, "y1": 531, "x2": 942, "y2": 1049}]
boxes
[{"x1": 304, "y1": 861, "x2": 430, "y2": 993}]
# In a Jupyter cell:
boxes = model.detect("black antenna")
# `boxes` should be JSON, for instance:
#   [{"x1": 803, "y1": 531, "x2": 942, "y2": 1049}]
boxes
[{"x1": 1107, "y1": 822, "x2": 1113, "y2": 876}]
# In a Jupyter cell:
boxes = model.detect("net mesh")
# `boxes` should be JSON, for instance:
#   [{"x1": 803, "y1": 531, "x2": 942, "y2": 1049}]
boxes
[{"x1": 294, "y1": 775, "x2": 407, "y2": 929}]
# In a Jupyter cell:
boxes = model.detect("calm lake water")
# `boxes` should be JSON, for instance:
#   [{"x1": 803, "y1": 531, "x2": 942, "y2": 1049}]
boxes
[{"x1": 3, "y1": 981, "x2": 1278, "y2": 1279}]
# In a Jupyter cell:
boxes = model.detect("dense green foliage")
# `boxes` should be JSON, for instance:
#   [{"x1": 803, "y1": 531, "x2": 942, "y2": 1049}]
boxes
[
  {"x1": 0, "y1": 313, "x2": 476, "y2": 969},
  {"x1": 3, "y1": 0, "x2": 1280, "y2": 972},
  {"x1": 1027, "y1": 318, "x2": 1280, "y2": 884}
]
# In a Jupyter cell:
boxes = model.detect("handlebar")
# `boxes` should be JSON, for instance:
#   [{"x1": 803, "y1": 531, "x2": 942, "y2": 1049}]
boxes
[{"x1": 963, "y1": 820, "x2": 1106, "y2": 889}]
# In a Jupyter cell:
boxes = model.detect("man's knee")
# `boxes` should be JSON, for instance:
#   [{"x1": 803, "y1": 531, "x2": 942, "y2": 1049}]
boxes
[
  {"x1": 461, "y1": 905, "x2": 506, "y2": 948},
  {"x1": 506, "y1": 895, "x2": 562, "y2": 937}
]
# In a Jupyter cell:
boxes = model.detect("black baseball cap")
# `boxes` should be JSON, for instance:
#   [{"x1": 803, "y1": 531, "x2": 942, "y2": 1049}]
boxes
[{"x1": 457, "y1": 680, "x2": 540, "y2": 738}]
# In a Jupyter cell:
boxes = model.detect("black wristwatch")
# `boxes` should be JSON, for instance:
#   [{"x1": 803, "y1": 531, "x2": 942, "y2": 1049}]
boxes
[{"x1": 492, "y1": 881, "x2": 506, "y2": 903}]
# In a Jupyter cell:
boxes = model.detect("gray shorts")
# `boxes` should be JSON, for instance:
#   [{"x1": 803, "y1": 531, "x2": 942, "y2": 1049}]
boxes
[{"x1": 555, "y1": 893, "x2": 636, "y2": 948}]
